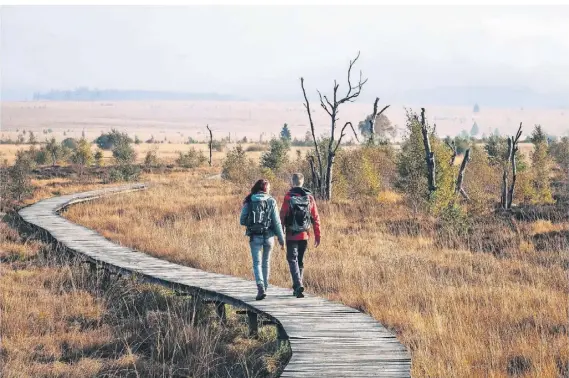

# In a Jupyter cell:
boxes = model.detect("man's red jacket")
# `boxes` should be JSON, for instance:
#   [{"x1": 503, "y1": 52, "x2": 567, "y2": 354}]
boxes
[{"x1": 279, "y1": 187, "x2": 321, "y2": 242}]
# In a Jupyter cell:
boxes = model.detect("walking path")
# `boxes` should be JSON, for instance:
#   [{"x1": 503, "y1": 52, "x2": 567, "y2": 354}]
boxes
[{"x1": 18, "y1": 184, "x2": 411, "y2": 377}]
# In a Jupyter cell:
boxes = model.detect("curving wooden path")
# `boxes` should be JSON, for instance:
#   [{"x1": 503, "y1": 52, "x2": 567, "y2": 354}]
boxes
[{"x1": 18, "y1": 185, "x2": 411, "y2": 377}]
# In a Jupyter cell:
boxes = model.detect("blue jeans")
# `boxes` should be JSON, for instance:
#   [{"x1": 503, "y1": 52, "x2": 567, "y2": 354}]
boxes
[{"x1": 249, "y1": 234, "x2": 274, "y2": 288}]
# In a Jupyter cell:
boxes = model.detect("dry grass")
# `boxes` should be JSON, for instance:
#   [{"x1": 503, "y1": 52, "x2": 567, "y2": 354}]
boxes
[{"x1": 63, "y1": 171, "x2": 569, "y2": 377}]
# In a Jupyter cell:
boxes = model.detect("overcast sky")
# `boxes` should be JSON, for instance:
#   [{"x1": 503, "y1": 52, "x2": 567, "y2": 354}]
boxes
[{"x1": 2, "y1": 5, "x2": 569, "y2": 101}]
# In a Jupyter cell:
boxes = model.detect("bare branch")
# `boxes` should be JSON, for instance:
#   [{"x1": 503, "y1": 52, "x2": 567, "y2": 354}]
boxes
[
  {"x1": 317, "y1": 90, "x2": 333, "y2": 117},
  {"x1": 301, "y1": 77, "x2": 324, "y2": 196},
  {"x1": 335, "y1": 122, "x2": 358, "y2": 154},
  {"x1": 337, "y1": 52, "x2": 367, "y2": 105},
  {"x1": 345, "y1": 51, "x2": 360, "y2": 99},
  {"x1": 349, "y1": 123, "x2": 360, "y2": 144},
  {"x1": 377, "y1": 104, "x2": 390, "y2": 117},
  {"x1": 445, "y1": 139, "x2": 457, "y2": 166}
]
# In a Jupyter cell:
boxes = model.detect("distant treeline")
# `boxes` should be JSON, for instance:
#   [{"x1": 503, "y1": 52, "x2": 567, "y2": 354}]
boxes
[{"x1": 32, "y1": 88, "x2": 237, "y2": 101}]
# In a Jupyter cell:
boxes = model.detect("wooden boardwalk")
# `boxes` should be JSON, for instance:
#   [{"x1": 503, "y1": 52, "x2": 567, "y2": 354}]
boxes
[{"x1": 18, "y1": 185, "x2": 411, "y2": 377}]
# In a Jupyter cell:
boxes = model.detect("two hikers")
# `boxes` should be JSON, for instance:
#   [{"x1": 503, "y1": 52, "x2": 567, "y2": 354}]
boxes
[{"x1": 240, "y1": 174, "x2": 320, "y2": 300}]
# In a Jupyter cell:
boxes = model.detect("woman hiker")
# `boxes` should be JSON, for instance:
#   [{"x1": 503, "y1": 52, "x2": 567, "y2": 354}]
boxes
[{"x1": 240, "y1": 179, "x2": 285, "y2": 300}]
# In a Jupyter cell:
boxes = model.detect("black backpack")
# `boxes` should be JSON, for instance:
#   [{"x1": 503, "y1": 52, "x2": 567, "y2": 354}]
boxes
[
  {"x1": 246, "y1": 198, "x2": 273, "y2": 235},
  {"x1": 287, "y1": 194, "x2": 311, "y2": 234}
]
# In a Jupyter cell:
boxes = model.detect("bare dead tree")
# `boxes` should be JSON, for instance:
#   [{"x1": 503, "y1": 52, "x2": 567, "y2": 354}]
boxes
[
  {"x1": 301, "y1": 52, "x2": 376, "y2": 200},
  {"x1": 419, "y1": 108, "x2": 437, "y2": 193},
  {"x1": 500, "y1": 123, "x2": 523, "y2": 209},
  {"x1": 445, "y1": 139, "x2": 458, "y2": 166},
  {"x1": 456, "y1": 148, "x2": 471, "y2": 200},
  {"x1": 206, "y1": 124, "x2": 213, "y2": 167},
  {"x1": 366, "y1": 97, "x2": 390, "y2": 145},
  {"x1": 507, "y1": 123, "x2": 523, "y2": 209}
]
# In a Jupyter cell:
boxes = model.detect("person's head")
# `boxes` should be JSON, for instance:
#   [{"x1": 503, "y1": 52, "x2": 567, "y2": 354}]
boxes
[
  {"x1": 244, "y1": 179, "x2": 270, "y2": 204},
  {"x1": 291, "y1": 173, "x2": 304, "y2": 188},
  {"x1": 251, "y1": 179, "x2": 270, "y2": 194}
]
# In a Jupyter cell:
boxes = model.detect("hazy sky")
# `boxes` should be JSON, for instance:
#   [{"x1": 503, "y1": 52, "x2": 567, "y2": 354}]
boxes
[{"x1": 2, "y1": 5, "x2": 569, "y2": 101}]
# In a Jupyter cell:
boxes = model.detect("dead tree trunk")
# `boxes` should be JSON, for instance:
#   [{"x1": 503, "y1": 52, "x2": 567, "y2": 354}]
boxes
[
  {"x1": 301, "y1": 52, "x2": 380, "y2": 200},
  {"x1": 456, "y1": 148, "x2": 471, "y2": 200},
  {"x1": 507, "y1": 123, "x2": 523, "y2": 209},
  {"x1": 206, "y1": 125, "x2": 213, "y2": 167},
  {"x1": 366, "y1": 97, "x2": 390, "y2": 145},
  {"x1": 420, "y1": 108, "x2": 437, "y2": 193},
  {"x1": 308, "y1": 155, "x2": 320, "y2": 192},
  {"x1": 500, "y1": 123, "x2": 523, "y2": 209},
  {"x1": 301, "y1": 78, "x2": 325, "y2": 198}
]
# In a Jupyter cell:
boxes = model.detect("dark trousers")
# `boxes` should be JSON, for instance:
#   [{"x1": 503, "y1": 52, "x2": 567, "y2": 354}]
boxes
[{"x1": 287, "y1": 240, "x2": 308, "y2": 289}]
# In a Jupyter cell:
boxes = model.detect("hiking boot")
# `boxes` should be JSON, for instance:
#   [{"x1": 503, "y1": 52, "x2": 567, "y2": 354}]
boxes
[
  {"x1": 256, "y1": 284, "x2": 266, "y2": 301},
  {"x1": 295, "y1": 286, "x2": 305, "y2": 298}
]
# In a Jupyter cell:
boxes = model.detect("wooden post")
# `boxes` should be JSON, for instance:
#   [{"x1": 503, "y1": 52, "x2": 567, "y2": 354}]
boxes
[
  {"x1": 277, "y1": 323, "x2": 288, "y2": 349},
  {"x1": 192, "y1": 297, "x2": 203, "y2": 327},
  {"x1": 215, "y1": 302, "x2": 226, "y2": 325},
  {"x1": 206, "y1": 125, "x2": 213, "y2": 167},
  {"x1": 247, "y1": 312, "x2": 258, "y2": 337}
]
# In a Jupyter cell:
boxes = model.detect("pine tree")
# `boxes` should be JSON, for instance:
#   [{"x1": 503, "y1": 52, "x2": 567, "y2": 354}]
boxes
[
  {"x1": 280, "y1": 123, "x2": 292, "y2": 142},
  {"x1": 261, "y1": 138, "x2": 290, "y2": 172},
  {"x1": 470, "y1": 122, "x2": 480, "y2": 138}
]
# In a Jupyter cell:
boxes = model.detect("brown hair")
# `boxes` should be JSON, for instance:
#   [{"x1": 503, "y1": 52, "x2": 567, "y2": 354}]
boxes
[{"x1": 244, "y1": 179, "x2": 269, "y2": 203}]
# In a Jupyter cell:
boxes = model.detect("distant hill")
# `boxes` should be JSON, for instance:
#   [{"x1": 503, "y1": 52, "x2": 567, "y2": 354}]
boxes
[
  {"x1": 401, "y1": 86, "x2": 569, "y2": 109},
  {"x1": 31, "y1": 88, "x2": 240, "y2": 101}
]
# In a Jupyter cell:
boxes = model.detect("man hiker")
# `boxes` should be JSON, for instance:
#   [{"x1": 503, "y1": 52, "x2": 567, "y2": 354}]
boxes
[{"x1": 280, "y1": 173, "x2": 321, "y2": 298}]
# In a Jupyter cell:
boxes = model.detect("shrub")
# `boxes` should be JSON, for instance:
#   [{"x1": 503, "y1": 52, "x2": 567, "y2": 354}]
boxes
[
  {"x1": 246, "y1": 144, "x2": 268, "y2": 152},
  {"x1": 107, "y1": 164, "x2": 141, "y2": 183},
  {"x1": 61, "y1": 137, "x2": 78, "y2": 150},
  {"x1": 144, "y1": 148, "x2": 161, "y2": 168},
  {"x1": 530, "y1": 138, "x2": 554, "y2": 204},
  {"x1": 112, "y1": 141, "x2": 136, "y2": 165},
  {"x1": 334, "y1": 146, "x2": 396, "y2": 200},
  {"x1": 261, "y1": 138, "x2": 290, "y2": 172},
  {"x1": 222, "y1": 145, "x2": 259, "y2": 185},
  {"x1": 70, "y1": 138, "x2": 93, "y2": 176},
  {"x1": 9, "y1": 150, "x2": 35, "y2": 202},
  {"x1": 94, "y1": 150, "x2": 104, "y2": 167},
  {"x1": 211, "y1": 140, "x2": 226, "y2": 152},
  {"x1": 95, "y1": 129, "x2": 133, "y2": 150},
  {"x1": 45, "y1": 137, "x2": 65, "y2": 166},
  {"x1": 176, "y1": 148, "x2": 206, "y2": 168},
  {"x1": 396, "y1": 110, "x2": 456, "y2": 215}
]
